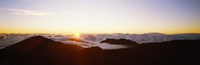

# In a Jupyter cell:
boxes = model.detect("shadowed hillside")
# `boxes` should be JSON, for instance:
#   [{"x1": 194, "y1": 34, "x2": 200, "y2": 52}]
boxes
[
  {"x1": 0, "y1": 36, "x2": 84, "y2": 65},
  {"x1": 0, "y1": 36, "x2": 200, "y2": 65}
]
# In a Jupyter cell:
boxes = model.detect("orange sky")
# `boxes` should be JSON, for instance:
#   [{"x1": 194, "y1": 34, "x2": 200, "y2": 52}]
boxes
[{"x1": 0, "y1": 0, "x2": 200, "y2": 34}]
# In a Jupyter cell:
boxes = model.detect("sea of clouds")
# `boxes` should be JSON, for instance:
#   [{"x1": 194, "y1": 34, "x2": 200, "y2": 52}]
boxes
[{"x1": 1, "y1": 33, "x2": 200, "y2": 49}]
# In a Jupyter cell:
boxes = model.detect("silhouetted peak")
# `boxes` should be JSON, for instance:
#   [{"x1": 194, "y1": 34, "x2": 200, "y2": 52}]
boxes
[
  {"x1": 31, "y1": 36, "x2": 45, "y2": 38},
  {"x1": 3, "y1": 36, "x2": 82, "y2": 53},
  {"x1": 1, "y1": 36, "x2": 84, "y2": 65},
  {"x1": 100, "y1": 38, "x2": 138, "y2": 46}
]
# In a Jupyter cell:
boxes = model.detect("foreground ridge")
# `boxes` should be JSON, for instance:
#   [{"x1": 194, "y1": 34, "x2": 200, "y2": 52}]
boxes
[{"x1": 0, "y1": 36, "x2": 200, "y2": 65}]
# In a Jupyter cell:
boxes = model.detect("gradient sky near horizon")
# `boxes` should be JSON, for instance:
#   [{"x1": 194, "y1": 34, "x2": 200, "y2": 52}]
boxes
[{"x1": 0, "y1": 0, "x2": 200, "y2": 34}]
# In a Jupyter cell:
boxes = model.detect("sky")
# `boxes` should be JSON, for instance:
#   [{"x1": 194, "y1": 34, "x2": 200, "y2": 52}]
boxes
[{"x1": 0, "y1": 0, "x2": 200, "y2": 34}]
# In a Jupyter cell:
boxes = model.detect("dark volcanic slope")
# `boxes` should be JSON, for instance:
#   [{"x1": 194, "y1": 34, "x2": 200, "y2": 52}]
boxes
[
  {"x1": 1, "y1": 36, "x2": 200, "y2": 65},
  {"x1": 0, "y1": 36, "x2": 84, "y2": 65},
  {"x1": 100, "y1": 38, "x2": 139, "y2": 46}
]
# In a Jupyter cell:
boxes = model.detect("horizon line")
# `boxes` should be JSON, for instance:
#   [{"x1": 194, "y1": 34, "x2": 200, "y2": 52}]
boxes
[{"x1": 1, "y1": 32, "x2": 200, "y2": 35}]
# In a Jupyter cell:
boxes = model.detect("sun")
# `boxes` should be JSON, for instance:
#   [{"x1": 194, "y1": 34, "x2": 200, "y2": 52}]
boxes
[{"x1": 74, "y1": 33, "x2": 81, "y2": 38}]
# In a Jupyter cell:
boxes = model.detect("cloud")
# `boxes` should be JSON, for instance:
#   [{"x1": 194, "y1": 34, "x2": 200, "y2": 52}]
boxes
[{"x1": 0, "y1": 8, "x2": 54, "y2": 16}]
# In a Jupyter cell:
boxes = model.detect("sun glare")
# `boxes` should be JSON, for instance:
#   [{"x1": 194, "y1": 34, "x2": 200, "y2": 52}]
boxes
[{"x1": 74, "y1": 33, "x2": 81, "y2": 38}]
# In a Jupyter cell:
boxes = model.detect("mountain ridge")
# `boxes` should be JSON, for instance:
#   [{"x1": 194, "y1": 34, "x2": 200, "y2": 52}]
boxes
[{"x1": 1, "y1": 36, "x2": 200, "y2": 65}]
